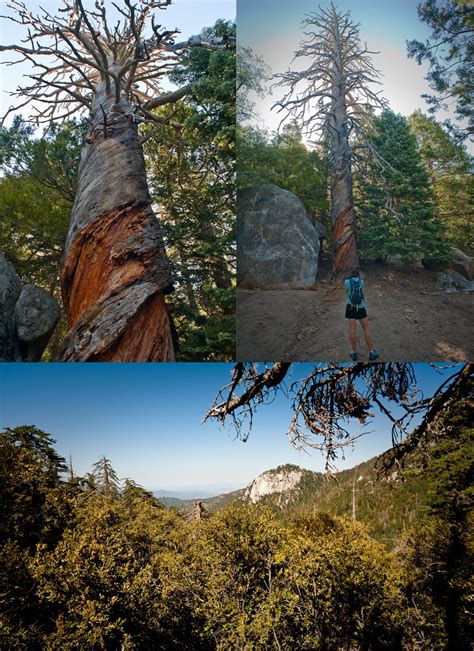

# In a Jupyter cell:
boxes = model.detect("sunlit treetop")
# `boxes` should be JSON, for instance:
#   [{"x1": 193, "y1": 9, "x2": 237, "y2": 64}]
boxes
[{"x1": 0, "y1": 0, "x2": 234, "y2": 125}]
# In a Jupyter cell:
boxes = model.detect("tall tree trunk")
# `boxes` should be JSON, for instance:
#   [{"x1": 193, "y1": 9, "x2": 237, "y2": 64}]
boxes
[
  {"x1": 329, "y1": 21, "x2": 359, "y2": 281},
  {"x1": 59, "y1": 80, "x2": 175, "y2": 361}
]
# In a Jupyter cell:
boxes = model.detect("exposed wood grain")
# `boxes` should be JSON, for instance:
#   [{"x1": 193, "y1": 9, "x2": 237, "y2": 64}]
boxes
[{"x1": 57, "y1": 71, "x2": 175, "y2": 361}]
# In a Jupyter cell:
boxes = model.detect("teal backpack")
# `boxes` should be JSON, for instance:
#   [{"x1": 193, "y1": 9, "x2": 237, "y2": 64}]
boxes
[{"x1": 349, "y1": 278, "x2": 364, "y2": 310}]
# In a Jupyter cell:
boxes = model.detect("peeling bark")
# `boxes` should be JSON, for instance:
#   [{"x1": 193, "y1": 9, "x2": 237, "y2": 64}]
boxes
[
  {"x1": 0, "y1": 0, "x2": 235, "y2": 361},
  {"x1": 332, "y1": 206, "x2": 358, "y2": 276},
  {"x1": 59, "y1": 84, "x2": 175, "y2": 361},
  {"x1": 60, "y1": 282, "x2": 174, "y2": 362}
]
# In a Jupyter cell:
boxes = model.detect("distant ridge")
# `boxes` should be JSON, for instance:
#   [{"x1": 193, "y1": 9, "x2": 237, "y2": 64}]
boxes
[{"x1": 160, "y1": 447, "x2": 442, "y2": 547}]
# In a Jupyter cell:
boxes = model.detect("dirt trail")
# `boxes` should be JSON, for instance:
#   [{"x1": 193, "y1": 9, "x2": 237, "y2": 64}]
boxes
[{"x1": 237, "y1": 264, "x2": 473, "y2": 362}]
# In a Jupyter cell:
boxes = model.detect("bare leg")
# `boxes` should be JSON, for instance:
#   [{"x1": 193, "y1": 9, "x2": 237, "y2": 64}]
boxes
[
  {"x1": 349, "y1": 319, "x2": 357, "y2": 352},
  {"x1": 359, "y1": 317, "x2": 374, "y2": 351}
]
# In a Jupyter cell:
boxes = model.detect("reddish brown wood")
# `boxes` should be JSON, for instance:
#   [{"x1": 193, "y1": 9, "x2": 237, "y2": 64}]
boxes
[
  {"x1": 332, "y1": 207, "x2": 359, "y2": 280},
  {"x1": 59, "y1": 87, "x2": 175, "y2": 361},
  {"x1": 60, "y1": 203, "x2": 175, "y2": 361}
]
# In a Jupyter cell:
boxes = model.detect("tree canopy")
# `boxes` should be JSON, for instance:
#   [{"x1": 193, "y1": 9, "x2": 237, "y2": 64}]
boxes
[
  {"x1": 144, "y1": 20, "x2": 236, "y2": 360},
  {"x1": 407, "y1": 0, "x2": 474, "y2": 141},
  {"x1": 238, "y1": 122, "x2": 329, "y2": 222},
  {"x1": 409, "y1": 110, "x2": 473, "y2": 253},
  {"x1": 237, "y1": 44, "x2": 270, "y2": 123},
  {"x1": 0, "y1": 0, "x2": 234, "y2": 125},
  {"x1": 355, "y1": 110, "x2": 450, "y2": 262}
]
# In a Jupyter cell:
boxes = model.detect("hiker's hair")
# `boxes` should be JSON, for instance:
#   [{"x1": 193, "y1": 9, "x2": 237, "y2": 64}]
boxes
[{"x1": 345, "y1": 267, "x2": 360, "y2": 280}]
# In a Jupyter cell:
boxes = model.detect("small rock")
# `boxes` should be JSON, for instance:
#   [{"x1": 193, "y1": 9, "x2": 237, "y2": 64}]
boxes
[
  {"x1": 451, "y1": 248, "x2": 474, "y2": 281},
  {"x1": 447, "y1": 270, "x2": 474, "y2": 291},
  {"x1": 436, "y1": 270, "x2": 474, "y2": 293},
  {"x1": 436, "y1": 272, "x2": 457, "y2": 293}
]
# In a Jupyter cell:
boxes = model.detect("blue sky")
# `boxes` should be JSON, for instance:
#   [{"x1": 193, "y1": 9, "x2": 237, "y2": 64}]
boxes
[
  {"x1": 0, "y1": 362, "x2": 462, "y2": 493},
  {"x1": 238, "y1": 0, "x2": 429, "y2": 47},
  {"x1": 239, "y1": 0, "x2": 471, "y2": 150}
]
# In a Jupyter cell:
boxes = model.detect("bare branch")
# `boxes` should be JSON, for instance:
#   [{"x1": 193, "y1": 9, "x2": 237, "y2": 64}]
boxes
[
  {"x1": 273, "y1": 4, "x2": 385, "y2": 143},
  {"x1": 205, "y1": 362, "x2": 443, "y2": 469},
  {"x1": 144, "y1": 83, "x2": 192, "y2": 109},
  {"x1": 166, "y1": 34, "x2": 236, "y2": 52},
  {"x1": 1, "y1": 0, "x2": 235, "y2": 125}
]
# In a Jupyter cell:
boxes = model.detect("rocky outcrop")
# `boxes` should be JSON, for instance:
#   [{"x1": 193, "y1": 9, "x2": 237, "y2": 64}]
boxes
[
  {"x1": 0, "y1": 253, "x2": 60, "y2": 361},
  {"x1": 238, "y1": 185, "x2": 320, "y2": 289},
  {"x1": 423, "y1": 248, "x2": 474, "y2": 287},
  {"x1": 245, "y1": 467, "x2": 303, "y2": 505},
  {"x1": 436, "y1": 270, "x2": 474, "y2": 293}
]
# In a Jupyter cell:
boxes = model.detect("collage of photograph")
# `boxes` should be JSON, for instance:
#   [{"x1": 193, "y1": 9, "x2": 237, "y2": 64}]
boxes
[{"x1": 0, "y1": 0, "x2": 472, "y2": 648}]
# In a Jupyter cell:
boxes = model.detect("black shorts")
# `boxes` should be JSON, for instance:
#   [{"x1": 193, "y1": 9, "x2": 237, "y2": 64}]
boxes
[{"x1": 345, "y1": 305, "x2": 367, "y2": 320}]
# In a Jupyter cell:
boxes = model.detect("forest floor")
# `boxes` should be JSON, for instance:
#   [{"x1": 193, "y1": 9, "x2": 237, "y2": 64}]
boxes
[{"x1": 236, "y1": 259, "x2": 473, "y2": 362}]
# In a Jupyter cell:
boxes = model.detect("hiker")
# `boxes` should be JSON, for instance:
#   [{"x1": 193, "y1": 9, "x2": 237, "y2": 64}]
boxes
[{"x1": 344, "y1": 267, "x2": 379, "y2": 362}]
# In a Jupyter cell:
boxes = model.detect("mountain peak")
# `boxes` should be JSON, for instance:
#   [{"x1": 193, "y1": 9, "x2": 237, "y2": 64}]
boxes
[{"x1": 244, "y1": 465, "x2": 306, "y2": 505}]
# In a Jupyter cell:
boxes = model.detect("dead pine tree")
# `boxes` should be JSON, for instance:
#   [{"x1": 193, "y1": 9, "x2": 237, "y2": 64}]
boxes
[
  {"x1": 185, "y1": 500, "x2": 208, "y2": 522},
  {"x1": 0, "y1": 0, "x2": 234, "y2": 361},
  {"x1": 205, "y1": 361, "x2": 473, "y2": 472},
  {"x1": 273, "y1": 3, "x2": 387, "y2": 280}
]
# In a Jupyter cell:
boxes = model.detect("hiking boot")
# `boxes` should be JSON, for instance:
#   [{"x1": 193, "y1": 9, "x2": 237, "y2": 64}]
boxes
[
  {"x1": 369, "y1": 350, "x2": 379, "y2": 361},
  {"x1": 350, "y1": 352, "x2": 358, "y2": 362}
]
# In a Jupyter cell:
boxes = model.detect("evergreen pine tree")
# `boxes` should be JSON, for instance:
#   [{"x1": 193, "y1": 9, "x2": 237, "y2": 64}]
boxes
[
  {"x1": 237, "y1": 122, "x2": 329, "y2": 221},
  {"x1": 92, "y1": 457, "x2": 121, "y2": 497},
  {"x1": 356, "y1": 110, "x2": 450, "y2": 262},
  {"x1": 144, "y1": 20, "x2": 236, "y2": 362},
  {"x1": 407, "y1": 0, "x2": 474, "y2": 140},
  {"x1": 408, "y1": 111, "x2": 473, "y2": 254}
]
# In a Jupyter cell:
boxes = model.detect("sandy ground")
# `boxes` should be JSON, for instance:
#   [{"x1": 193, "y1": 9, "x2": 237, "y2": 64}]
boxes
[{"x1": 236, "y1": 263, "x2": 473, "y2": 362}]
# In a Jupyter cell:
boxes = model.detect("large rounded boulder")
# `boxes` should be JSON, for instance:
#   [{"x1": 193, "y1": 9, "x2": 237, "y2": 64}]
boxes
[
  {"x1": 238, "y1": 184, "x2": 320, "y2": 289},
  {"x1": 0, "y1": 252, "x2": 60, "y2": 361},
  {"x1": 15, "y1": 285, "x2": 60, "y2": 361}
]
